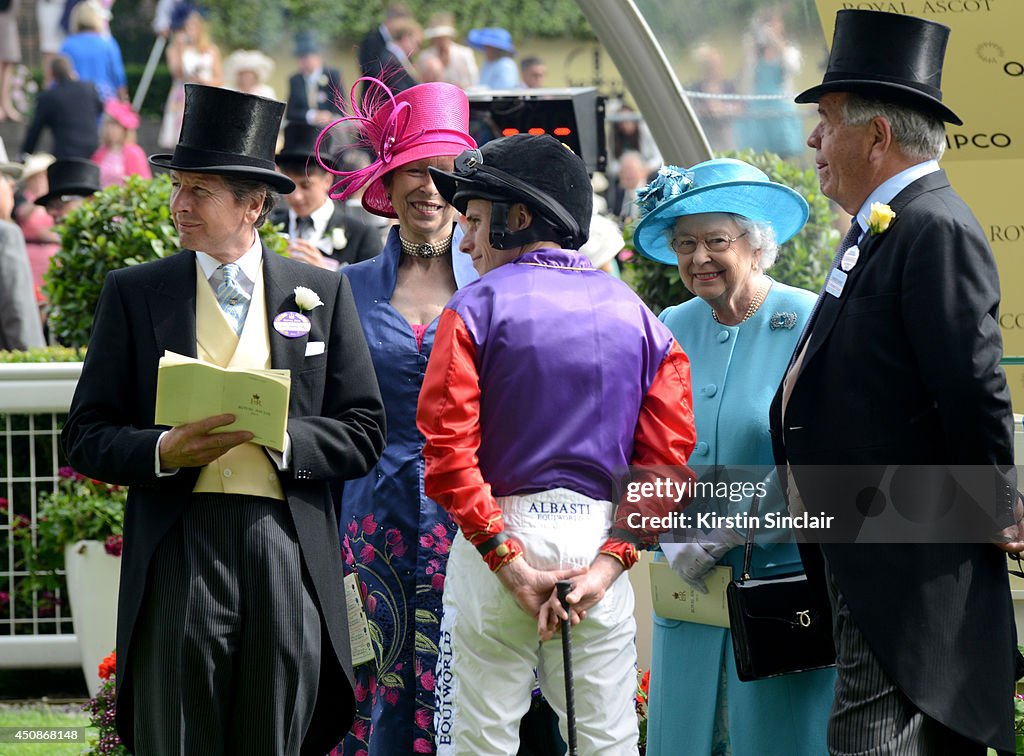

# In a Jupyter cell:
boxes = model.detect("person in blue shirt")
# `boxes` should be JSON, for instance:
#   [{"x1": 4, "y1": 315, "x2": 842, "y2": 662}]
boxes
[
  {"x1": 59, "y1": 0, "x2": 126, "y2": 103},
  {"x1": 468, "y1": 28, "x2": 518, "y2": 90}
]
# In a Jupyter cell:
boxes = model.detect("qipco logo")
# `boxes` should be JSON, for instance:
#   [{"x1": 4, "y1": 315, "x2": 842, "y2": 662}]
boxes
[{"x1": 945, "y1": 132, "x2": 1012, "y2": 150}]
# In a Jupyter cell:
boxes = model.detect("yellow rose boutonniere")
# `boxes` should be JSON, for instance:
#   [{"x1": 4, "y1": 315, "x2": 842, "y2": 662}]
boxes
[{"x1": 868, "y1": 202, "x2": 896, "y2": 235}]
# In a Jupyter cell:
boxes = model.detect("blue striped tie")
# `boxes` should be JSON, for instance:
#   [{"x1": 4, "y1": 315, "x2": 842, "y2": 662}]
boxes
[{"x1": 215, "y1": 263, "x2": 250, "y2": 335}]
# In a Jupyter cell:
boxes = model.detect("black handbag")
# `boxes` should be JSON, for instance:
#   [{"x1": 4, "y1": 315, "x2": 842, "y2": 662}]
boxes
[{"x1": 726, "y1": 494, "x2": 836, "y2": 681}]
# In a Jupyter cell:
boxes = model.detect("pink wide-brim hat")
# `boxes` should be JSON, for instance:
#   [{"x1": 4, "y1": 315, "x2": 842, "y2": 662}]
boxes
[
  {"x1": 322, "y1": 79, "x2": 476, "y2": 219},
  {"x1": 105, "y1": 100, "x2": 140, "y2": 130}
]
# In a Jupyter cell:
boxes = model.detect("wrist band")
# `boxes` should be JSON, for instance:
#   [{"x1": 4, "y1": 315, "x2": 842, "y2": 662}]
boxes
[{"x1": 475, "y1": 531, "x2": 510, "y2": 557}]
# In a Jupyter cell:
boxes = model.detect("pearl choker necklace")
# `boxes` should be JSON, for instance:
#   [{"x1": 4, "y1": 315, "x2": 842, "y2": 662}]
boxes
[{"x1": 399, "y1": 233, "x2": 453, "y2": 258}]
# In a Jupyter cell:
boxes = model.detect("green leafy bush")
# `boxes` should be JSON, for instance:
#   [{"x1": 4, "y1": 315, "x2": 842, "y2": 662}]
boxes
[
  {"x1": 622, "y1": 149, "x2": 839, "y2": 314},
  {"x1": 44, "y1": 174, "x2": 288, "y2": 348}
]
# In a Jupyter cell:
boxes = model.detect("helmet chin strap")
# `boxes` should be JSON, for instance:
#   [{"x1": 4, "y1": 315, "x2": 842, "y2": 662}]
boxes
[{"x1": 488, "y1": 201, "x2": 574, "y2": 251}]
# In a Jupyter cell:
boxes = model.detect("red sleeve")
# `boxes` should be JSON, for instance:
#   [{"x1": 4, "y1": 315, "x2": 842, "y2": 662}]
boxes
[
  {"x1": 606, "y1": 340, "x2": 697, "y2": 556},
  {"x1": 417, "y1": 309, "x2": 523, "y2": 571}
]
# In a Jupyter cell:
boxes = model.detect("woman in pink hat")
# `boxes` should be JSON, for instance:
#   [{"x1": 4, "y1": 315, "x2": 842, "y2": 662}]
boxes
[
  {"x1": 91, "y1": 100, "x2": 150, "y2": 187},
  {"x1": 321, "y1": 78, "x2": 477, "y2": 756}
]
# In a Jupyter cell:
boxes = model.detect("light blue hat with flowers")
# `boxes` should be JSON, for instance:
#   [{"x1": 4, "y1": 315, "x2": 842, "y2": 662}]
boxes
[{"x1": 633, "y1": 158, "x2": 809, "y2": 265}]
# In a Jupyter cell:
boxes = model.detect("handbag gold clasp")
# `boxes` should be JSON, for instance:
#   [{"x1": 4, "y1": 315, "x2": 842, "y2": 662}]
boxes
[{"x1": 796, "y1": 610, "x2": 811, "y2": 628}]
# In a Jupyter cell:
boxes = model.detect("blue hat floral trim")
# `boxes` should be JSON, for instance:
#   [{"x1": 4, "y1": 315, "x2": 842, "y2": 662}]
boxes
[{"x1": 635, "y1": 165, "x2": 694, "y2": 218}]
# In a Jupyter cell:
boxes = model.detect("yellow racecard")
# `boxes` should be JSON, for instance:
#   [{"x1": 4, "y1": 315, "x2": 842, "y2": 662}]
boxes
[{"x1": 154, "y1": 351, "x2": 291, "y2": 451}]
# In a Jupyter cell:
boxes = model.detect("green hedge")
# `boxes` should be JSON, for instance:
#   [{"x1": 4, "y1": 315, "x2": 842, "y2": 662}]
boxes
[{"x1": 45, "y1": 174, "x2": 288, "y2": 348}]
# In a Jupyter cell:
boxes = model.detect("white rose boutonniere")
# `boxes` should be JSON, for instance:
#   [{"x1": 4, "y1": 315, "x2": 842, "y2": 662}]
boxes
[
  {"x1": 868, "y1": 202, "x2": 896, "y2": 235},
  {"x1": 332, "y1": 227, "x2": 348, "y2": 250},
  {"x1": 294, "y1": 286, "x2": 323, "y2": 312}
]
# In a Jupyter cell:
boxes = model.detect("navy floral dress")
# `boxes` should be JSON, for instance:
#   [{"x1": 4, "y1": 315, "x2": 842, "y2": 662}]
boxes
[{"x1": 334, "y1": 227, "x2": 476, "y2": 756}]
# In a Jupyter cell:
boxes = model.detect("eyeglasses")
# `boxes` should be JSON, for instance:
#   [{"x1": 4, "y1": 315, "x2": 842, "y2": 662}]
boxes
[{"x1": 671, "y1": 231, "x2": 747, "y2": 255}]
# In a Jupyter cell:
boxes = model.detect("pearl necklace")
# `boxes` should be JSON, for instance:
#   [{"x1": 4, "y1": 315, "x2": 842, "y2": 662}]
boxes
[
  {"x1": 712, "y1": 279, "x2": 771, "y2": 324},
  {"x1": 399, "y1": 233, "x2": 453, "y2": 258}
]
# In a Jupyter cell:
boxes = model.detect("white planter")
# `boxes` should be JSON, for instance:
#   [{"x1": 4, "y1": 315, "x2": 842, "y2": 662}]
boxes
[{"x1": 63, "y1": 540, "x2": 120, "y2": 698}]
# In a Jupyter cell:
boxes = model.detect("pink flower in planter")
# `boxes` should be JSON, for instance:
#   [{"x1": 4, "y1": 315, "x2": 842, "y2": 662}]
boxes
[
  {"x1": 413, "y1": 737, "x2": 433, "y2": 752},
  {"x1": 104, "y1": 534, "x2": 123, "y2": 557}
]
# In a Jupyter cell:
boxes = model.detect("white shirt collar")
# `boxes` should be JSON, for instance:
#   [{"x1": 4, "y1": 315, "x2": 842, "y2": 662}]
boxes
[
  {"x1": 290, "y1": 197, "x2": 334, "y2": 238},
  {"x1": 196, "y1": 233, "x2": 262, "y2": 295},
  {"x1": 854, "y1": 160, "x2": 939, "y2": 235}
]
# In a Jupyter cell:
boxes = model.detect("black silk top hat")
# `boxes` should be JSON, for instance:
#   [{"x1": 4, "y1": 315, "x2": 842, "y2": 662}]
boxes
[
  {"x1": 35, "y1": 158, "x2": 101, "y2": 206},
  {"x1": 276, "y1": 122, "x2": 328, "y2": 169},
  {"x1": 795, "y1": 9, "x2": 962, "y2": 125},
  {"x1": 149, "y1": 84, "x2": 295, "y2": 193}
]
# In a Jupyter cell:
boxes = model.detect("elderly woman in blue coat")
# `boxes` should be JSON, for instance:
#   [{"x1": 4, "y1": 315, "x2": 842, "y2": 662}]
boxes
[{"x1": 634, "y1": 158, "x2": 835, "y2": 756}]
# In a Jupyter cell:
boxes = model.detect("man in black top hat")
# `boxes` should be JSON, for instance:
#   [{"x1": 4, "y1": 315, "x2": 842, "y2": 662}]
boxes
[
  {"x1": 62, "y1": 83, "x2": 385, "y2": 755},
  {"x1": 770, "y1": 10, "x2": 1023, "y2": 754},
  {"x1": 270, "y1": 122, "x2": 381, "y2": 270},
  {"x1": 35, "y1": 157, "x2": 100, "y2": 221}
]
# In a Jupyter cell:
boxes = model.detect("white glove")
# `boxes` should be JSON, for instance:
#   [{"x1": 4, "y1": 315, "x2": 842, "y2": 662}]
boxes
[{"x1": 661, "y1": 528, "x2": 744, "y2": 594}]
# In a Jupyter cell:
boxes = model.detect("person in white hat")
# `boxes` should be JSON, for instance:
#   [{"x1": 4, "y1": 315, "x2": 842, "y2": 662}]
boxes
[
  {"x1": 12, "y1": 153, "x2": 59, "y2": 293},
  {"x1": 224, "y1": 49, "x2": 276, "y2": 100},
  {"x1": 416, "y1": 11, "x2": 477, "y2": 90}
]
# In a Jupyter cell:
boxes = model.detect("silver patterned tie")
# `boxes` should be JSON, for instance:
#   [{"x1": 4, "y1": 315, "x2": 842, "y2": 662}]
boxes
[{"x1": 215, "y1": 263, "x2": 250, "y2": 335}]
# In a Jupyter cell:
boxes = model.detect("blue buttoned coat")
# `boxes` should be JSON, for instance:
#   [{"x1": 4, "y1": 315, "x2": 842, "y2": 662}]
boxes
[{"x1": 646, "y1": 280, "x2": 835, "y2": 756}]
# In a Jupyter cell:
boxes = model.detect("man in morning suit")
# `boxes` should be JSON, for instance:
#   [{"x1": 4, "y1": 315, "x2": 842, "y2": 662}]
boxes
[
  {"x1": 771, "y1": 10, "x2": 1024, "y2": 755},
  {"x1": 20, "y1": 55, "x2": 103, "y2": 160},
  {"x1": 271, "y1": 122, "x2": 381, "y2": 270},
  {"x1": 286, "y1": 31, "x2": 345, "y2": 128},
  {"x1": 62, "y1": 84, "x2": 386, "y2": 755}
]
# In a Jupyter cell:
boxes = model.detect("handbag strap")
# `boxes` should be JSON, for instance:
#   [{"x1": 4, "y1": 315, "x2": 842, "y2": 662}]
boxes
[{"x1": 740, "y1": 493, "x2": 762, "y2": 581}]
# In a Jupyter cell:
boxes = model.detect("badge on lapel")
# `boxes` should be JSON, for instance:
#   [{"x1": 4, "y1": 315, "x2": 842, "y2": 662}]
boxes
[{"x1": 273, "y1": 286, "x2": 323, "y2": 339}]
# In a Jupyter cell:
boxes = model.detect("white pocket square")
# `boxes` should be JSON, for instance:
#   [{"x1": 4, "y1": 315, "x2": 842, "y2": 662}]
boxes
[{"x1": 305, "y1": 341, "x2": 325, "y2": 357}]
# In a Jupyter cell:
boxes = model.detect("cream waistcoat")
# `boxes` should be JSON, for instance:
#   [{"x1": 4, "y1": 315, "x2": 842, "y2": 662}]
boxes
[{"x1": 192, "y1": 262, "x2": 285, "y2": 500}]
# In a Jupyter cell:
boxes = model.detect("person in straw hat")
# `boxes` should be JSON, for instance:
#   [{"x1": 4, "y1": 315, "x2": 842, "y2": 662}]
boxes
[
  {"x1": 317, "y1": 76, "x2": 479, "y2": 755},
  {"x1": 771, "y1": 9, "x2": 1023, "y2": 754},
  {"x1": 416, "y1": 11, "x2": 478, "y2": 90},
  {"x1": 13, "y1": 152, "x2": 58, "y2": 292},
  {"x1": 62, "y1": 83, "x2": 386, "y2": 755}
]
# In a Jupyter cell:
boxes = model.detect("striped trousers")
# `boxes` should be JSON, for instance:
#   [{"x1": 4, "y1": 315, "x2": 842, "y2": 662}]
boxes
[
  {"x1": 132, "y1": 494, "x2": 322, "y2": 755},
  {"x1": 824, "y1": 558, "x2": 987, "y2": 756}
]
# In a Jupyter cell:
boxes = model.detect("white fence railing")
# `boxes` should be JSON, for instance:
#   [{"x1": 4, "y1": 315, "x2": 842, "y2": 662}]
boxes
[{"x1": 0, "y1": 362, "x2": 83, "y2": 668}]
